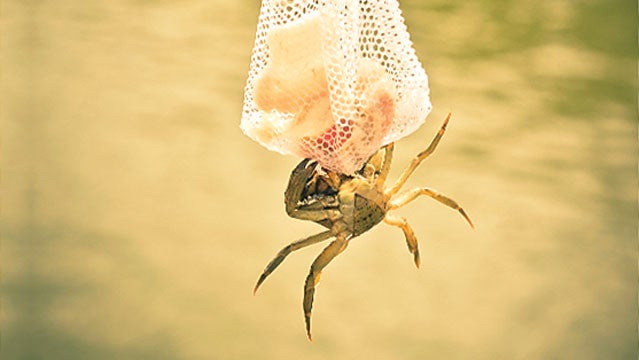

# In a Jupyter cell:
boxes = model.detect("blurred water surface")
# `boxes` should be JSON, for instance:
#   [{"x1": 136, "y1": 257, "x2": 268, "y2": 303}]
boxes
[{"x1": 1, "y1": 1, "x2": 636, "y2": 359}]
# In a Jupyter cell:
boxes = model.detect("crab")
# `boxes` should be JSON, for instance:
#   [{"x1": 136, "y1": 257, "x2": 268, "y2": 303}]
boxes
[{"x1": 253, "y1": 113, "x2": 474, "y2": 340}]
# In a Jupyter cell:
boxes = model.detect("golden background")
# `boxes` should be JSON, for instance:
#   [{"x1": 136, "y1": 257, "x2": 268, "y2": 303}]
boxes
[{"x1": 2, "y1": 1, "x2": 636, "y2": 358}]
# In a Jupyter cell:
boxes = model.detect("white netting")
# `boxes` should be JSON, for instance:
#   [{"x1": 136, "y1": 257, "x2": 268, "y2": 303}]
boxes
[{"x1": 241, "y1": 0, "x2": 431, "y2": 174}]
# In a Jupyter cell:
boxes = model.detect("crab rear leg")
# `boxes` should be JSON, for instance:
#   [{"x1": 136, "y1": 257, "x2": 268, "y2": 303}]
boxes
[
  {"x1": 374, "y1": 143, "x2": 394, "y2": 186},
  {"x1": 389, "y1": 187, "x2": 474, "y2": 228},
  {"x1": 386, "y1": 113, "x2": 451, "y2": 197},
  {"x1": 303, "y1": 234, "x2": 349, "y2": 341},
  {"x1": 254, "y1": 230, "x2": 333, "y2": 294},
  {"x1": 384, "y1": 214, "x2": 421, "y2": 268}
]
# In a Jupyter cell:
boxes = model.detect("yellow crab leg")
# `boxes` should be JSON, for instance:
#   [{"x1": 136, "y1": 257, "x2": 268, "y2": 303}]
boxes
[
  {"x1": 254, "y1": 230, "x2": 333, "y2": 295},
  {"x1": 385, "y1": 113, "x2": 451, "y2": 197},
  {"x1": 376, "y1": 143, "x2": 394, "y2": 186},
  {"x1": 384, "y1": 213, "x2": 421, "y2": 268},
  {"x1": 303, "y1": 233, "x2": 349, "y2": 341},
  {"x1": 389, "y1": 187, "x2": 474, "y2": 228}
]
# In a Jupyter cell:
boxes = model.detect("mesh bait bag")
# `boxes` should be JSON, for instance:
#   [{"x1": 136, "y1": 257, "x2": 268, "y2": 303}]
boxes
[{"x1": 241, "y1": 0, "x2": 431, "y2": 174}]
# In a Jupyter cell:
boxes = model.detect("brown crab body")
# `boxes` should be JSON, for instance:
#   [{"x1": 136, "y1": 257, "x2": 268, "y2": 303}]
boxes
[
  {"x1": 338, "y1": 179, "x2": 387, "y2": 237},
  {"x1": 254, "y1": 114, "x2": 474, "y2": 340}
]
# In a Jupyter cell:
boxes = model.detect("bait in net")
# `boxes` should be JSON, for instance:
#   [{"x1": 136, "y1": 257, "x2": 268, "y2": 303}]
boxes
[{"x1": 241, "y1": 0, "x2": 431, "y2": 174}]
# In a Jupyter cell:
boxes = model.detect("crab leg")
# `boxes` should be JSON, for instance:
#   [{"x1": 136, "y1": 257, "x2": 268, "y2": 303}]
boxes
[
  {"x1": 254, "y1": 230, "x2": 333, "y2": 295},
  {"x1": 377, "y1": 143, "x2": 394, "y2": 185},
  {"x1": 384, "y1": 214, "x2": 421, "y2": 268},
  {"x1": 385, "y1": 113, "x2": 451, "y2": 196},
  {"x1": 303, "y1": 234, "x2": 349, "y2": 341},
  {"x1": 389, "y1": 187, "x2": 474, "y2": 228}
]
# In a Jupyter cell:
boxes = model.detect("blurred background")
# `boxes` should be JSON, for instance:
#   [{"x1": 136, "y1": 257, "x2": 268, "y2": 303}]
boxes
[{"x1": 1, "y1": 0, "x2": 636, "y2": 359}]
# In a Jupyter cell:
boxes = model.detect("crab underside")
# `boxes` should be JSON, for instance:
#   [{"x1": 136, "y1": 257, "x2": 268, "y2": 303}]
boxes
[{"x1": 253, "y1": 113, "x2": 473, "y2": 340}]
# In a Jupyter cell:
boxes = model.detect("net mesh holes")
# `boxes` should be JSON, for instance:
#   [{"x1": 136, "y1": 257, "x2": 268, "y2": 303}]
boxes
[{"x1": 241, "y1": 0, "x2": 431, "y2": 174}]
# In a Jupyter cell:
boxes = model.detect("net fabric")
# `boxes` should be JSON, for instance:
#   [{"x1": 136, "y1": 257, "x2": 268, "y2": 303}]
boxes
[{"x1": 241, "y1": 0, "x2": 431, "y2": 174}]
